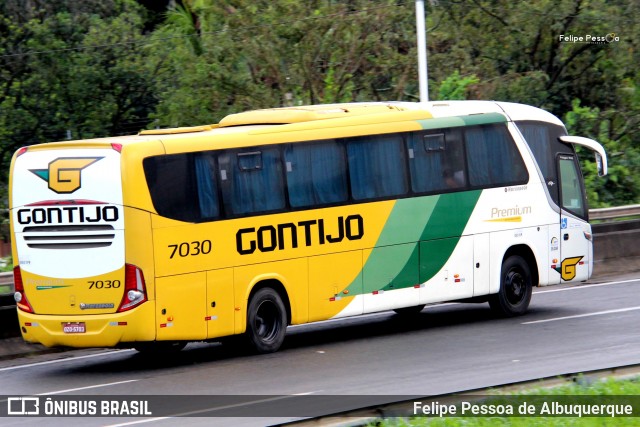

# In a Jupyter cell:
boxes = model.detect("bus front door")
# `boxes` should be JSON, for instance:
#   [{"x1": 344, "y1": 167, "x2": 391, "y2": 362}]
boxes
[{"x1": 557, "y1": 154, "x2": 590, "y2": 283}]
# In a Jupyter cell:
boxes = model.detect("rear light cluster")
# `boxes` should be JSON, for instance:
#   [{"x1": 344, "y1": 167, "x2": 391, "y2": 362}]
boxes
[
  {"x1": 13, "y1": 266, "x2": 34, "y2": 313},
  {"x1": 118, "y1": 264, "x2": 148, "y2": 312}
]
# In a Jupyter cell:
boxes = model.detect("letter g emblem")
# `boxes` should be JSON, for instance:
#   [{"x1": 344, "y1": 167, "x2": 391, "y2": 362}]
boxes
[
  {"x1": 561, "y1": 256, "x2": 583, "y2": 281},
  {"x1": 30, "y1": 157, "x2": 102, "y2": 194}
]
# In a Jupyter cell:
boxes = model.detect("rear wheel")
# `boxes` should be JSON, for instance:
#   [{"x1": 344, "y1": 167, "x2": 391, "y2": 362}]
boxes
[
  {"x1": 246, "y1": 287, "x2": 287, "y2": 354},
  {"x1": 489, "y1": 255, "x2": 532, "y2": 317}
]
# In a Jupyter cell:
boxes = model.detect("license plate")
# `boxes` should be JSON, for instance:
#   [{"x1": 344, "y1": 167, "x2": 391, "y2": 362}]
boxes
[{"x1": 62, "y1": 322, "x2": 86, "y2": 334}]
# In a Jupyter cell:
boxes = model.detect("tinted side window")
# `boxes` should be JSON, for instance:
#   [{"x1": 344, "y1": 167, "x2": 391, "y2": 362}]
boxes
[
  {"x1": 464, "y1": 124, "x2": 528, "y2": 187},
  {"x1": 559, "y1": 154, "x2": 586, "y2": 218},
  {"x1": 347, "y1": 134, "x2": 408, "y2": 200},
  {"x1": 144, "y1": 154, "x2": 202, "y2": 222},
  {"x1": 194, "y1": 153, "x2": 220, "y2": 219},
  {"x1": 218, "y1": 147, "x2": 286, "y2": 216},
  {"x1": 517, "y1": 122, "x2": 554, "y2": 180},
  {"x1": 407, "y1": 128, "x2": 467, "y2": 193},
  {"x1": 284, "y1": 140, "x2": 348, "y2": 208},
  {"x1": 515, "y1": 121, "x2": 573, "y2": 206}
]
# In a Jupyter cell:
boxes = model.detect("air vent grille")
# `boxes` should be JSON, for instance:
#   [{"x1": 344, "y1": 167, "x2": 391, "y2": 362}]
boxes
[{"x1": 22, "y1": 225, "x2": 115, "y2": 249}]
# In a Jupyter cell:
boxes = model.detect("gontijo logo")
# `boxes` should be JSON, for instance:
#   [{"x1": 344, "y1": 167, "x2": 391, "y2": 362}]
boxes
[{"x1": 30, "y1": 157, "x2": 103, "y2": 194}]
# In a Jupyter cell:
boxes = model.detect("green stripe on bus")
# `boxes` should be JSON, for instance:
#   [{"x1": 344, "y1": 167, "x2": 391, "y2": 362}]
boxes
[
  {"x1": 416, "y1": 190, "x2": 482, "y2": 283},
  {"x1": 416, "y1": 113, "x2": 506, "y2": 130},
  {"x1": 359, "y1": 196, "x2": 437, "y2": 294},
  {"x1": 350, "y1": 190, "x2": 482, "y2": 295},
  {"x1": 416, "y1": 117, "x2": 465, "y2": 130},
  {"x1": 420, "y1": 190, "x2": 482, "y2": 241},
  {"x1": 375, "y1": 196, "x2": 439, "y2": 246},
  {"x1": 460, "y1": 112, "x2": 507, "y2": 126}
]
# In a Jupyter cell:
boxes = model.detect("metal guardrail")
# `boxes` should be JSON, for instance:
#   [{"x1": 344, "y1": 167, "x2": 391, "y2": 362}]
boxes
[
  {"x1": 590, "y1": 204, "x2": 640, "y2": 221},
  {"x1": 0, "y1": 272, "x2": 12, "y2": 285}
]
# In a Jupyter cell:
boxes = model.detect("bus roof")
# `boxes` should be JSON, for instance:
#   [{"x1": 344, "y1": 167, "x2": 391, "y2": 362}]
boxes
[
  {"x1": 17, "y1": 101, "x2": 564, "y2": 154},
  {"x1": 415, "y1": 101, "x2": 564, "y2": 127},
  {"x1": 215, "y1": 101, "x2": 564, "y2": 128},
  {"x1": 217, "y1": 103, "x2": 409, "y2": 126}
]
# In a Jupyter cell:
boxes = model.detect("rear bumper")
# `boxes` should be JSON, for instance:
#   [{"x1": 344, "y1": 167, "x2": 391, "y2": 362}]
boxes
[{"x1": 16, "y1": 302, "x2": 155, "y2": 348}]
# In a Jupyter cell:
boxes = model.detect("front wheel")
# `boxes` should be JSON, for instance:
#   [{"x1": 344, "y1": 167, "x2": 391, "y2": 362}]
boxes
[
  {"x1": 489, "y1": 255, "x2": 532, "y2": 317},
  {"x1": 246, "y1": 287, "x2": 287, "y2": 354}
]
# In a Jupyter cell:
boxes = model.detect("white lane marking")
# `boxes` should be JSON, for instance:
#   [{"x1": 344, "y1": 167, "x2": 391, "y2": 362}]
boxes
[
  {"x1": 0, "y1": 349, "x2": 135, "y2": 372},
  {"x1": 36, "y1": 379, "x2": 139, "y2": 395},
  {"x1": 104, "y1": 392, "x2": 318, "y2": 427},
  {"x1": 522, "y1": 306, "x2": 640, "y2": 324},
  {"x1": 535, "y1": 279, "x2": 640, "y2": 294},
  {"x1": 0, "y1": 379, "x2": 140, "y2": 406}
]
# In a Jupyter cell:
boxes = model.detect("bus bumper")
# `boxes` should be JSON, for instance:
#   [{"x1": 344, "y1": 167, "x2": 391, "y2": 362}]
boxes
[{"x1": 16, "y1": 302, "x2": 155, "y2": 348}]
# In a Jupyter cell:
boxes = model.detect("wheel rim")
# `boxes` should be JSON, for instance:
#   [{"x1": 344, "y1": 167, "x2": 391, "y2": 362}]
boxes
[
  {"x1": 254, "y1": 300, "x2": 281, "y2": 343},
  {"x1": 505, "y1": 268, "x2": 527, "y2": 306}
]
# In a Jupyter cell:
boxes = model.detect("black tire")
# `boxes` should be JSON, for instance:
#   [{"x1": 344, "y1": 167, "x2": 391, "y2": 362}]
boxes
[
  {"x1": 489, "y1": 255, "x2": 533, "y2": 317},
  {"x1": 133, "y1": 341, "x2": 187, "y2": 354},
  {"x1": 246, "y1": 287, "x2": 287, "y2": 354},
  {"x1": 393, "y1": 305, "x2": 425, "y2": 316}
]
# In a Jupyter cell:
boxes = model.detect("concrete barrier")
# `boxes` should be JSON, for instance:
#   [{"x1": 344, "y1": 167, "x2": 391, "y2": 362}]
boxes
[{"x1": 592, "y1": 220, "x2": 640, "y2": 278}]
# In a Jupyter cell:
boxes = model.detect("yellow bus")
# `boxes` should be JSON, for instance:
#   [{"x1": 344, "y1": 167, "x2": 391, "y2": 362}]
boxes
[{"x1": 10, "y1": 101, "x2": 607, "y2": 353}]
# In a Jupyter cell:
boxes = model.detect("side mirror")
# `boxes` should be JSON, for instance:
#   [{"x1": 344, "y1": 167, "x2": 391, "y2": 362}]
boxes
[{"x1": 559, "y1": 136, "x2": 608, "y2": 176}]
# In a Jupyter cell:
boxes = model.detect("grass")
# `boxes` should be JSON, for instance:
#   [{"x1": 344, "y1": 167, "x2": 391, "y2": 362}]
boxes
[
  {"x1": 373, "y1": 376, "x2": 640, "y2": 426},
  {"x1": 0, "y1": 255, "x2": 12, "y2": 272}
]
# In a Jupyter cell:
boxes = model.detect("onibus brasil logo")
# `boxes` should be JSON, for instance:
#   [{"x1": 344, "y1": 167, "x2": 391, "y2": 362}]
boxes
[{"x1": 29, "y1": 157, "x2": 103, "y2": 194}]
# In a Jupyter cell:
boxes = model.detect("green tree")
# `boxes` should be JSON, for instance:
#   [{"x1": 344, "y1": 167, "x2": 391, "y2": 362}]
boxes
[
  {"x1": 427, "y1": 0, "x2": 640, "y2": 206},
  {"x1": 0, "y1": 0, "x2": 169, "y2": 193},
  {"x1": 1, "y1": 0, "x2": 638, "y2": 208},
  {"x1": 436, "y1": 70, "x2": 479, "y2": 100},
  {"x1": 149, "y1": 0, "x2": 420, "y2": 126},
  {"x1": 565, "y1": 99, "x2": 640, "y2": 207}
]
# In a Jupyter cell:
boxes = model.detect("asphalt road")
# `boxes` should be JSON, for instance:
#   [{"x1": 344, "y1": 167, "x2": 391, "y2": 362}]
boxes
[{"x1": 1, "y1": 272, "x2": 639, "y2": 426}]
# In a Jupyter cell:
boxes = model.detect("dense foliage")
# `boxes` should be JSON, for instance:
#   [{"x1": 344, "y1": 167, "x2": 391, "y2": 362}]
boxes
[{"x1": 0, "y1": 0, "x2": 638, "y2": 207}]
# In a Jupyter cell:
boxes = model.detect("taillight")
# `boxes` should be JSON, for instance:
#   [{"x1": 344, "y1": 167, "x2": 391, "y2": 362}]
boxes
[
  {"x1": 117, "y1": 264, "x2": 148, "y2": 312},
  {"x1": 13, "y1": 266, "x2": 34, "y2": 313}
]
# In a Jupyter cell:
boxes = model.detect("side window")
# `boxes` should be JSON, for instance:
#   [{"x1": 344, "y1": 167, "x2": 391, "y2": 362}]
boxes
[
  {"x1": 194, "y1": 153, "x2": 220, "y2": 219},
  {"x1": 516, "y1": 122, "x2": 554, "y2": 180},
  {"x1": 284, "y1": 140, "x2": 348, "y2": 208},
  {"x1": 515, "y1": 120, "x2": 573, "y2": 206},
  {"x1": 218, "y1": 147, "x2": 286, "y2": 216},
  {"x1": 464, "y1": 124, "x2": 528, "y2": 187},
  {"x1": 347, "y1": 134, "x2": 408, "y2": 200},
  {"x1": 407, "y1": 128, "x2": 466, "y2": 193},
  {"x1": 558, "y1": 154, "x2": 586, "y2": 218},
  {"x1": 144, "y1": 154, "x2": 205, "y2": 222}
]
